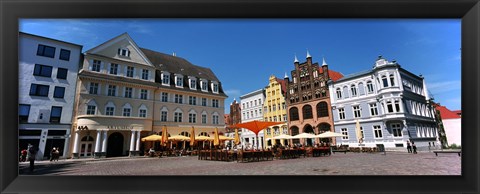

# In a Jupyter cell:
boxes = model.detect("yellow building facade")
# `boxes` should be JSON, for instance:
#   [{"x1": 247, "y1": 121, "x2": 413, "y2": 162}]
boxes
[{"x1": 263, "y1": 75, "x2": 288, "y2": 148}]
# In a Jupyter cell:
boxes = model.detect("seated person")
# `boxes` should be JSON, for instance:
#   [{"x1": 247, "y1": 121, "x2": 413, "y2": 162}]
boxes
[{"x1": 148, "y1": 147, "x2": 155, "y2": 157}]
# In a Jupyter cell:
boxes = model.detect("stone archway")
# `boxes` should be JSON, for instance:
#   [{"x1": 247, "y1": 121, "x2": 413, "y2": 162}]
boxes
[
  {"x1": 290, "y1": 126, "x2": 300, "y2": 145},
  {"x1": 303, "y1": 124, "x2": 315, "y2": 146},
  {"x1": 107, "y1": 132, "x2": 124, "y2": 157},
  {"x1": 317, "y1": 123, "x2": 332, "y2": 144}
]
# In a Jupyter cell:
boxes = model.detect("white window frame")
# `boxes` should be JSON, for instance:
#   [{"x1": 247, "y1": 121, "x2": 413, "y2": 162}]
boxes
[
  {"x1": 201, "y1": 113, "x2": 207, "y2": 124},
  {"x1": 86, "y1": 105, "x2": 97, "y2": 115},
  {"x1": 118, "y1": 48, "x2": 130, "y2": 57},
  {"x1": 140, "y1": 89, "x2": 148, "y2": 100},
  {"x1": 139, "y1": 108, "x2": 147, "y2": 118},
  {"x1": 175, "y1": 74, "x2": 183, "y2": 88},
  {"x1": 366, "y1": 81, "x2": 374, "y2": 93},
  {"x1": 105, "y1": 106, "x2": 115, "y2": 116},
  {"x1": 141, "y1": 69, "x2": 149, "y2": 80},
  {"x1": 126, "y1": 66, "x2": 134, "y2": 78},
  {"x1": 373, "y1": 125, "x2": 383, "y2": 139},
  {"x1": 369, "y1": 103, "x2": 378, "y2": 116},
  {"x1": 201, "y1": 79, "x2": 208, "y2": 92},
  {"x1": 211, "y1": 82, "x2": 219, "y2": 94},
  {"x1": 92, "y1": 59, "x2": 102, "y2": 72},
  {"x1": 124, "y1": 87, "x2": 133, "y2": 98},
  {"x1": 162, "y1": 72, "x2": 170, "y2": 85},
  {"x1": 189, "y1": 77, "x2": 197, "y2": 90},
  {"x1": 350, "y1": 85, "x2": 357, "y2": 97},
  {"x1": 161, "y1": 92, "x2": 168, "y2": 102},
  {"x1": 391, "y1": 123, "x2": 403, "y2": 137},
  {"x1": 107, "y1": 85, "x2": 117, "y2": 97},
  {"x1": 341, "y1": 128, "x2": 348, "y2": 140},
  {"x1": 338, "y1": 108, "x2": 345, "y2": 120},
  {"x1": 353, "y1": 105, "x2": 361, "y2": 118},
  {"x1": 109, "y1": 63, "x2": 119, "y2": 75},
  {"x1": 174, "y1": 94, "x2": 183, "y2": 104},
  {"x1": 89, "y1": 82, "x2": 99, "y2": 95},
  {"x1": 188, "y1": 113, "x2": 197, "y2": 123},
  {"x1": 174, "y1": 111, "x2": 183, "y2": 122}
]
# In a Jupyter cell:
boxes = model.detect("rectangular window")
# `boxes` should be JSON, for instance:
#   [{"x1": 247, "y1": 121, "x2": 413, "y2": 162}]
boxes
[
  {"x1": 176, "y1": 76, "x2": 183, "y2": 87},
  {"x1": 387, "y1": 101, "x2": 394, "y2": 113},
  {"x1": 53, "y1": 86, "x2": 65, "y2": 98},
  {"x1": 353, "y1": 106, "x2": 361, "y2": 118},
  {"x1": 367, "y1": 82, "x2": 374, "y2": 93},
  {"x1": 190, "y1": 79, "x2": 196, "y2": 89},
  {"x1": 33, "y1": 64, "x2": 53, "y2": 77},
  {"x1": 373, "y1": 125, "x2": 383, "y2": 138},
  {"x1": 106, "y1": 107, "x2": 115, "y2": 116},
  {"x1": 37, "y1": 44, "x2": 55, "y2": 58},
  {"x1": 395, "y1": 100, "x2": 400, "y2": 112},
  {"x1": 126, "y1": 66, "x2": 134, "y2": 77},
  {"x1": 161, "y1": 111, "x2": 168, "y2": 122},
  {"x1": 92, "y1": 60, "x2": 101, "y2": 72},
  {"x1": 29, "y1": 84, "x2": 49, "y2": 97},
  {"x1": 162, "y1": 74, "x2": 170, "y2": 85},
  {"x1": 189, "y1": 96, "x2": 197, "y2": 105},
  {"x1": 19, "y1": 104, "x2": 31, "y2": 123},
  {"x1": 107, "y1": 85, "x2": 116, "y2": 96},
  {"x1": 212, "y1": 99, "x2": 219, "y2": 108},
  {"x1": 123, "y1": 108, "x2": 131, "y2": 117},
  {"x1": 351, "y1": 86, "x2": 357, "y2": 97},
  {"x1": 89, "y1": 82, "x2": 99, "y2": 94},
  {"x1": 369, "y1": 103, "x2": 378, "y2": 116},
  {"x1": 283, "y1": 114, "x2": 287, "y2": 121},
  {"x1": 189, "y1": 113, "x2": 196, "y2": 123},
  {"x1": 201, "y1": 81, "x2": 207, "y2": 91},
  {"x1": 109, "y1": 63, "x2": 118, "y2": 75},
  {"x1": 139, "y1": 109, "x2": 147, "y2": 118},
  {"x1": 161, "y1": 92, "x2": 168, "y2": 102},
  {"x1": 140, "y1": 89, "x2": 148, "y2": 100},
  {"x1": 142, "y1": 69, "x2": 149, "y2": 80},
  {"x1": 86, "y1": 105, "x2": 96, "y2": 115},
  {"x1": 338, "y1": 108, "x2": 345, "y2": 120},
  {"x1": 202, "y1": 114, "x2": 207, "y2": 124},
  {"x1": 341, "y1": 128, "x2": 348, "y2": 140},
  {"x1": 213, "y1": 83, "x2": 218, "y2": 93},
  {"x1": 392, "y1": 123, "x2": 403, "y2": 137},
  {"x1": 212, "y1": 115, "x2": 219, "y2": 124},
  {"x1": 57, "y1": 68, "x2": 68, "y2": 79},
  {"x1": 50, "y1": 106, "x2": 62, "y2": 123},
  {"x1": 59, "y1": 49, "x2": 70, "y2": 61},
  {"x1": 202, "y1": 98, "x2": 207, "y2": 106},
  {"x1": 174, "y1": 94, "x2": 183, "y2": 104},
  {"x1": 174, "y1": 112, "x2": 183, "y2": 122},
  {"x1": 124, "y1": 87, "x2": 132, "y2": 98}
]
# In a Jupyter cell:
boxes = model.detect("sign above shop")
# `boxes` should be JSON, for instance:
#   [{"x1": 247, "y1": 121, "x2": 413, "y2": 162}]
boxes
[{"x1": 107, "y1": 126, "x2": 134, "y2": 130}]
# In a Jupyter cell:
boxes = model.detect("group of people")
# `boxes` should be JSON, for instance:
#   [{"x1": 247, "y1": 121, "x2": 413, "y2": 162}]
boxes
[
  {"x1": 406, "y1": 141, "x2": 417, "y2": 154},
  {"x1": 19, "y1": 144, "x2": 37, "y2": 172},
  {"x1": 50, "y1": 147, "x2": 60, "y2": 161}
]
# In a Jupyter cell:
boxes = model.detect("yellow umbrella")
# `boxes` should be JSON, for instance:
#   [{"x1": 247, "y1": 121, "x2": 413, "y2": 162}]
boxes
[
  {"x1": 141, "y1": 134, "x2": 163, "y2": 142},
  {"x1": 213, "y1": 127, "x2": 220, "y2": 146},
  {"x1": 196, "y1": 136, "x2": 213, "y2": 141},
  {"x1": 168, "y1": 135, "x2": 190, "y2": 141},
  {"x1": 161, "y1": 125, "x2": 168, "y2": 146},
  {"x1": 190, "y1": 126, "x2": 195, "y2": 146},
  {"x1": 234, "y1": 128, "x2": 240, "y2": 145},
  {"x1": 219, "y1": 135, "x2": 234, "y2": 141}
]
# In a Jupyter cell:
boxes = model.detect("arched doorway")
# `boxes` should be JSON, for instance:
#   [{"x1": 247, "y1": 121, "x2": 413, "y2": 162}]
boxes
[
  {"x1": 107, "y1": 132, "x2": 124, "y2": 157},
  {"x1": 303, "y1": 124, "x2": 315, "y2": 146},
  {"x1": 80, "y1": 135, "x2": 94, "y2": 157},
  {"x1": 290, "y1": 126, "x2": 300, "y2": 145},
  {"x1": 317, "y1": 123, "x2": 332, "y2": 144}
]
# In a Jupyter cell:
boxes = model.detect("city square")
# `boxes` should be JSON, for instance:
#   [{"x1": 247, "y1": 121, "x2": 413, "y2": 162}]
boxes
[{"x1": 19, "y1": 151, "x2": 461, "y2": 175}]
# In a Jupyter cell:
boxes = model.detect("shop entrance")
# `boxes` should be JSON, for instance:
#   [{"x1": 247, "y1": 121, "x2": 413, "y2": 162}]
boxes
[
  {"x1": 304, "y1": 125, "x2": 315, "y2": 146},
  {"x1": 107, "y1": 132, "x2": 124, "y2": 157},
  {"x1": 80, "y1": 135, "x2": 94, "y2": 157}
]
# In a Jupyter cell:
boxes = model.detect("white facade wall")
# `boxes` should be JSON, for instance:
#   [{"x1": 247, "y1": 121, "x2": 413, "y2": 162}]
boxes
[
  {"x1": 443, "y1": 118, "x2": 461, "y2": 146},
  {"x1": 239, "y1": 89, "x2": 265, "y2": 149},
  {"x1": 19, "y1": 33, "x2": 82, "y2": 160}
]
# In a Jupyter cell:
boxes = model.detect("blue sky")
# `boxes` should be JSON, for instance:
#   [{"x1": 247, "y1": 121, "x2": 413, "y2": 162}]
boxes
[{"x1": 20, "y1": 19, "x2": 461, "y2": 113}]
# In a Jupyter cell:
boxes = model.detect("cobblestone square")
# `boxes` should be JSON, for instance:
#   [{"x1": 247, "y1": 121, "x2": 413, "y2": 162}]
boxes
[{"x1": 19, "y1": 151, "x2": 461, "y2": 175}]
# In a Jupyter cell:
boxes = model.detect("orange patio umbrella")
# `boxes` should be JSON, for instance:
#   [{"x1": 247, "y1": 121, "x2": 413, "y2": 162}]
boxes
[
  {"x1": 161, "y1": 125, "x2": 168, "y2": 146},
  {"x1": 234, "y1": 128, "x2": 240, "y2": 145},
  {"x1": 230, "y1": 120, "x2": 284, "y2": 149}
]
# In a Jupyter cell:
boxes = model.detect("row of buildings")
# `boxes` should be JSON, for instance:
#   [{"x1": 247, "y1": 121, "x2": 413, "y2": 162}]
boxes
[
  {"x1": 227, "y1": 53, "x2": 460, "y2": 150},
  {"x1": 19, "y1": 32, "x2": 227, "y2": 160}
]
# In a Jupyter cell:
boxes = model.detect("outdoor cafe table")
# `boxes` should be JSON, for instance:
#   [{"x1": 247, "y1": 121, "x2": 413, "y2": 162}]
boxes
[
  {"x1": 311, "y1": 147, "x2": 330, "y2": 157},
  {"x1": 237, "y1": 150, "x2": 274, "y2": 163},
  {"x1": 277, "y1": 149, "x2": 307, "y2": 159},
  {"x1": 198, "y1": 150, "x2": 237, "y2": 162}
]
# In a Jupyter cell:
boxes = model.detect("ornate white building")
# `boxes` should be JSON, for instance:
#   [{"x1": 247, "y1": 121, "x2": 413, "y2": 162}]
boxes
[
  {"x1": 328, "y1": 56, "x2": 439, "y2": 149},
  {"x1": 19, "y1": 32, "x2": 83, "y2": 160},
  {"x1": 239, "y1": 89, "x2": 265, "y2": 149}
]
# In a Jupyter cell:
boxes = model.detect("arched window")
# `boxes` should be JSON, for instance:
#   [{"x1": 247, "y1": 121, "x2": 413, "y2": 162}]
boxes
[
  {"x1": 199, "y1": 132, "x2": 209, "y2": 137},
  {"x1": 366, "y1": 81, "x2": 374, "y2": 93},
  {"x1": 302, "y1": 105, "x2": 313, "y2": 119},
  {"x1": 289, "y1": 107, "x2": 299, "y2": 121},
  {"x1": 350, "y1": 85, "x2": 357, "y2": 97},
  {"x1": 290, "y1": 126, "x2": 300, "y2": 144},
  {"x1": 180, "y1": 131, "x2": 191, "y2": 137},
  {"x1": 336, "y1": 88, "x2": 342, "y2": 99},
  {"x1": 316, "y1": 102, "x2": 329, "y2": 117},
  {"x1": 81, "y1": 135, "x2": 94, "y2": 141},
  {"x1": 358, "y1": 82, "x2": 365, "y2": 95},
  {"x1": 389, "y1": 74, "x2": 395, "y2": 86},
  {"x1": 382, "y1": 75, "x2": 388, "y2": 87},
  {"x1": 343, "y1": 86, "x2": 349, "y2": 98}
]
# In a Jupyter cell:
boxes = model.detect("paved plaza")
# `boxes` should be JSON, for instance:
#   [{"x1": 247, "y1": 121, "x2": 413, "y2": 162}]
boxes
[{"x1": 19, "y1": 151, "x2": 461, "y2": 176}]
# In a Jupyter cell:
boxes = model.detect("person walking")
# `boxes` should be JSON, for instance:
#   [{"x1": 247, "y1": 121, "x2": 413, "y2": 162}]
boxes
[
  {"x1": 412, "y1": 142, "x2": 417, "y2": 154},
  {"x1": 27, "y1": 144, "x2": 36, "y2": 172},
  {"x1": 20, "y1": 148, "x2": 27, "y2": 162},
  {"x1": 406, "y1": 141, "x2": 412, "y2": 153}
]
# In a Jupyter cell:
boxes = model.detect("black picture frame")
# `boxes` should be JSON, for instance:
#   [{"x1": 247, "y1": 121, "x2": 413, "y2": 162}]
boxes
[{"x1": 1, "y1": 0, "x2": 479, "y2": 193}]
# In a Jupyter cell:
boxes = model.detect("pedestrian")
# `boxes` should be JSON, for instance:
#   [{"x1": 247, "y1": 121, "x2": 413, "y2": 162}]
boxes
[
  {"x1": 412, "y1": 142, "x2": 417, "y2": 154},
  {"x1": 50, "y1": 147, "x2": 56, "y2": 161},
  {"x1": 406, "y1": 141, "x2": 412, "y2": 153},
  {"x1": 27, "y1": 144, "x2": 36, "y2": 172},
  {"x1": 20, "y1": 148, "x2": 27, "y2": 162},
  {"x1": 54, "y1": 148, "x2": 60, "y2": 161}
]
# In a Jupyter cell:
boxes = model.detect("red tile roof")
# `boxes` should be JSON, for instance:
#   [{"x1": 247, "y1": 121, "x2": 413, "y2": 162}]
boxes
[
  {"x1": 318, "y1": 67, "x2": 344, "y2": 81},
  {"x1": 435, "y1": 104, "x2": 461, "y2": 120}
]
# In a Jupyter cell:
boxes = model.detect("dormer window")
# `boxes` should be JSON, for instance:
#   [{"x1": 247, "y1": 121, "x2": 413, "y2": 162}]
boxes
[
  {"x1": 189, "y1": 77, "x2": 197, "y2": 90},
  {"x1": 162, "y1": 72, "x2": 170, "y2": 85},
  {"x1": 200, "y1": 79, "x2": 208, "y2": 92},
  {"x1": 211, "y1": 82, "x2": 219, "y2": 93},
  {"x1": 118, "y1": 48, "x2": 130, "y2": 57},
  {"x1": 175, "y1": 74, "x2": 183, "y2": 88}
]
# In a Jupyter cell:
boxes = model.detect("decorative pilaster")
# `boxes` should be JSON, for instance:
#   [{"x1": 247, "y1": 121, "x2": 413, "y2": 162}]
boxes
[
  {"x1": 72, "y1": 130, "x2": 80, "y2": 158},
  {"x1": 135, "y1": 131, "x2": 141, "y2": 153},
  {"x1": 94, "y1": 130, "x2": 102, "y2": 158},
  {"x1": 129, "y1": 130, "x2": 136, "y2": 156},
  {"x1": 101, "y1": 130, "x2": 108, "y2": 157}
]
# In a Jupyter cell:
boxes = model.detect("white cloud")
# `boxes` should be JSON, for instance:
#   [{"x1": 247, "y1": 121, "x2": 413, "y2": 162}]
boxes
[{"x1": 224, "y1": 89, "x2": 241, "y2": 99}]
